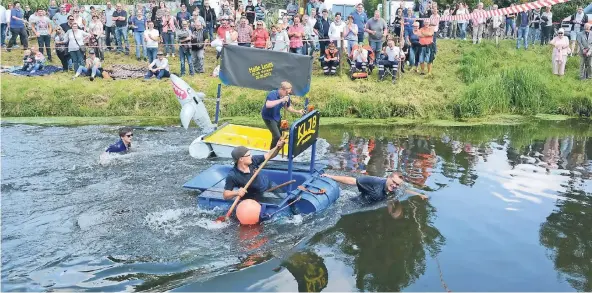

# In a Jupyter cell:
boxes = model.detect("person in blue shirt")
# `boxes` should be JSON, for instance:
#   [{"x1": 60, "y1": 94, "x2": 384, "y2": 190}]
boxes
[
  {"x1": 349, "y1": 3, "x2": 368, "y2": 43},
  {"x1": 223, "y1": 138, "x2": 285, "y2": 202},
  {"x1": 7, "y1": 1, "x2": 28, "y2": 52},
  {"x1": 105, "y1": 127, "x2": 133, "y2": 153},
  {"x1": 261, "y1": 81, "x2": 305, "y2": 150},
  {"x1": 321, "y1": 171, "x2": 428, "y2": 202}
]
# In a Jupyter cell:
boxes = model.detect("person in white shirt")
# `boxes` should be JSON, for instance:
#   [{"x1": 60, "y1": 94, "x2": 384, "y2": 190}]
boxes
[
  {"x1": 456, "y1": 3, "x2": 468, "y2": 40},
  {"x1": 144, "y1": 51, "x2": 170, "y2": 80},
  {"x1": 379, "y1": 39, "x2": 403, "y2": 82},
  {"x1": 143, "y1": 20, "x2": 159, "y2": 63},
  {"x1": 328, "y1": 12, "x2": 345, "y2": 49},
  {"x1": 63, "y1": 23, "x2": 89, "y2": 72},
  {"x1": 0, "y1": 4, "x2": 7, "y2": 47},
  {"x1": 350, "y1": 42, "x2": 368, "y2": 73}
]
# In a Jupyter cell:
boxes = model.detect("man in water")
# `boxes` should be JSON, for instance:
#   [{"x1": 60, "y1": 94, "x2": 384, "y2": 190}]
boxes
[
  {"x1": 321, "y1": 171, "x2": 428, "y2": 202},
  {"x1": 105, "y1": 127, "x2": 133, "y2": 153},
  {"x1": 223, "y1": 138, "x2": 285, "y2": 201},
  {"x1": 261, "y1": 81, "x2": 304, "y2": 150}
]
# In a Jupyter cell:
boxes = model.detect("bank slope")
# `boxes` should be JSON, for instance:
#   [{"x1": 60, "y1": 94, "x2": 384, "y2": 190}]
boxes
[{"x1": 1, "y1": 40, "x2": 590, "y2": 120}]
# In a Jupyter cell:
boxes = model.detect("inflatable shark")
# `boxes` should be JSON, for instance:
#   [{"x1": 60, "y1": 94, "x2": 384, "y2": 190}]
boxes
[{"x1": 171, "y1": 74, "x2": 218, "y2": 158}]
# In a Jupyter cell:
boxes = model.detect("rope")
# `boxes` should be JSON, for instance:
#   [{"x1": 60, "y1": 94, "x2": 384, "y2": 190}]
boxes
[
  {"x1": 410, "y1": 200, "x2": 451, "y2": 293},
  {"x1": 297, "y1": 185, "x2": 326, "y2": 195}
]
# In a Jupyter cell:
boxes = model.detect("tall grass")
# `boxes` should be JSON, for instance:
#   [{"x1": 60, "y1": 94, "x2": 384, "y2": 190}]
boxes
[{"x1": 1, "y1": 39, "x2": 591, "y2": 120}]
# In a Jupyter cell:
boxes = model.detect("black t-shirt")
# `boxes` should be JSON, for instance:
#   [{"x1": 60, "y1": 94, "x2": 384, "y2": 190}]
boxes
[
  {"x1": 245, "y1": 5, "x2": 255, "y2": 23},
  {"x1": 224, "y1": 155, "x2": 271, "y2": 201},
  {"x1": 112, "y1": 10, "x2": 128, "y2": 27},
  {"x1": 356, "y1": 176, "x2": 389, "y2": 202}
]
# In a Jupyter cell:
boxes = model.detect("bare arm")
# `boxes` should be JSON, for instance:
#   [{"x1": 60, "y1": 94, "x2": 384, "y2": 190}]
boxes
[
  {"x1": 404, "y1": 188, "x2": 429, "y2": 200},
  {"x1": 286, "y1": 104, "x2": 304, "y2": 115},
  {"x1": 265, "y1": 96, "x2": 287, "y2": 108},
  {"x1": 321, "y1": 173, "x2": 357, "y2": 185},
  {"x1": 264, "y1": 137, "x2": 285, "y2": 160}
]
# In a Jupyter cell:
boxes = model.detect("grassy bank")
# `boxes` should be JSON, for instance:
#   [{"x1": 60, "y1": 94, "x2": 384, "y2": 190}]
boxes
[{"x1": 1, "y1": 39, "x2": 591, "y2": 121}]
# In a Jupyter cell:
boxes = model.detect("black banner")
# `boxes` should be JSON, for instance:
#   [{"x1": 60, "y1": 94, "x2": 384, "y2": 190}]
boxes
[
  {"x1": 218, "y1": 45, "x2": 313, "y2": 96},
  {"x1": 290, "y1": 110, "x2": 320, "y2": 158}
]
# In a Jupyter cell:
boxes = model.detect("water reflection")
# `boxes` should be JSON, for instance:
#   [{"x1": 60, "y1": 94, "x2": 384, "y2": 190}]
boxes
[
  {"x1": 281, "y1": 250, "x2": 328, "y2": 292},
  {"x1": 309, "y1": 198, "x2": 445, "y2": 292},
  {"x1": 540, "y1": 175, "x2": 592, "y2": 292}
]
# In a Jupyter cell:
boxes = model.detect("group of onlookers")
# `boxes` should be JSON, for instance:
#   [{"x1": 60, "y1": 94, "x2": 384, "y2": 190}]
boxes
[{"x1": 0, "y1": 0, "x2": 589, "y2": 81}]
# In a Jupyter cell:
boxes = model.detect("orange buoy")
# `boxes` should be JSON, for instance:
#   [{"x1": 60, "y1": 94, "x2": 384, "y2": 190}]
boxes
[{"x1": 236, "y1": 199, "x2": 261, "y2": 225}]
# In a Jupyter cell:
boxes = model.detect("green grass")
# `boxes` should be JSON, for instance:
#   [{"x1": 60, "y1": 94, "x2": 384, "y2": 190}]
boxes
[{"x1": 1, "y1": 39, "x2": 591, "y2": 122}]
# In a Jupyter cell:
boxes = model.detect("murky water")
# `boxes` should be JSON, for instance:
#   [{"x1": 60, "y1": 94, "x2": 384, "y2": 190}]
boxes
[{"x1": 1, "y1": 119, "x2": 591, "y2": 292}]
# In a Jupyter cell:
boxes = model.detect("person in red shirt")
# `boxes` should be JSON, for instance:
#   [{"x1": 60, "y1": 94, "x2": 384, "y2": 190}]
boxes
[
  {"x1": 217, "y1": 16, "x2": 232, "y2": 41},
  {"x1": 251, "y1": 20, "x2": 269, "y2": 49},
  {"x1": 288, "y1": 15, "x2": 305, "y2": 54}
]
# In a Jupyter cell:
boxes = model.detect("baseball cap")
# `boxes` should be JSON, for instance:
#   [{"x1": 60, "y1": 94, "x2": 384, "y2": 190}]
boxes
[
  {"x1": 89, "y1": 49, "x2": 95, "y2": 54},
  {"x1": 231, "y1": 146, "x2": 249, "y2": 162}
]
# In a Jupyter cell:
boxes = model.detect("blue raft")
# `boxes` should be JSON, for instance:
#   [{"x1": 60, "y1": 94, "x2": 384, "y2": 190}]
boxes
[{"x1": 182, "y1": 110, "x2": 341, "y2": 222}]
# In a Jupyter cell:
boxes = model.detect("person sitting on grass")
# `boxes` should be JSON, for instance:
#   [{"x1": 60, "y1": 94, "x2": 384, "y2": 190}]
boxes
[
  {"x1": 322, "y1": 41, "x2": 339, "y2": 75},
  {"x1": 105, "y1": 127, "x2": 133, "y2": 153},
  {"x1": 144, "y1": 51, "x2": 170, "y2": 80},
  {"x1": 22, "y1": 49, "x2": 35, "y2": 71},
  {"x1": 72, "y1": 49, "x2": 102, "y2": 81},
  {"x1": 22, "y1": 47, "x2": 46, "y2": 73},
  {"x1": 321, "y1": 171, "x2": 429, "y2": 203}
]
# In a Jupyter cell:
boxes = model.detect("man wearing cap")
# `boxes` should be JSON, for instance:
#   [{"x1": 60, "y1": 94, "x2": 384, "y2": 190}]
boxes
[
  {"x1": 72, "y1": 49, "x2": 102, "y2": 81},
  {"x1": 261, "y1": 81, "x2": 305, "y2": 150},
  {"x1": 144, "y1": 50, "x2": 170, "y2": 80},
  {"x1": 223, "y1": 139, "x2": 286, "y2": 201}
]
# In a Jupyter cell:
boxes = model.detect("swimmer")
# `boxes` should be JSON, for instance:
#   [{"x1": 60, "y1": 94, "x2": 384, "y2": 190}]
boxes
[
  {"x1": 104, "y1": 127, "x2": 133, "y2": 153},
  {"x1": 321, "y1": 171, "x2": 428, "y2": 202}
]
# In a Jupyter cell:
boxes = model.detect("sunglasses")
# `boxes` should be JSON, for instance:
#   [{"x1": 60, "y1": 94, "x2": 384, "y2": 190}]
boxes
[{"x1": 125, "y1": 134, "x2": 133, "y2": 137}]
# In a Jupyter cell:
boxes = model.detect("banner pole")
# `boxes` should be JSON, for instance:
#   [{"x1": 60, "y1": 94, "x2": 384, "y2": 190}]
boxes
[{"x1": 214, "y1": 83, "x2": 222, "y2": 125}]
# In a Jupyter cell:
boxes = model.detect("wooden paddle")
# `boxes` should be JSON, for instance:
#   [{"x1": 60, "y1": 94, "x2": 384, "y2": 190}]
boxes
[
  {"x1": 204, "y1": 179, "x2": 296, "y2": 194},
  {"x1": 215, "y1": 141, "x2": 285, "y2": 223}
]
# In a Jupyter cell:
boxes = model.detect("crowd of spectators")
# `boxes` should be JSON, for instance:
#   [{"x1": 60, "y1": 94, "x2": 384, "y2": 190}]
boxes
[{"x1": 0, "y1": 0, "x2": 589, "y2": 81}]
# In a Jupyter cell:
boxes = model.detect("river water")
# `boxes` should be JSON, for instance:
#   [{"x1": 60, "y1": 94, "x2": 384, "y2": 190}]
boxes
[{"x1": 1, "y1": 119, "x2": 591, "y2": 292}]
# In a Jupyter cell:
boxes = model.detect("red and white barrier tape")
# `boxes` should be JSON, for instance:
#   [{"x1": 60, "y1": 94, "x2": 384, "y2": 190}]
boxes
[{"x1": 410, "y1": 0, "x2": 571, "y2": 22}]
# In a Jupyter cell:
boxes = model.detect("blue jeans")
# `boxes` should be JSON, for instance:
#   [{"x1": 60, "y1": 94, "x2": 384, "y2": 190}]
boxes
[
  {"x1": 146, "y1": 47, "x2": 158, "y2": 64},
  {"x1": 347, "y1": 39, "x2": 356, "y2": 55},
  {"x1": 115, "y1": 26, "x2": 130, "y2": 53},
  {"x1": 163, "y1": 31, "x2": 175, "y2": 55},
  {"x1": 37, "y1": 34, "x2": 51, "y2": 60},
  {"x1": 369, "y1": 40, "x2": 382, "y2": 55},
  {"x1": 1, "y1": 23, "x2": 6, "y2": 46},
  {"x1": 77, "y1": 66, "x2": 102, "y2": 77},
  {"x1": 418, "y1": 45, "x2": 432, "y2": 64},
  {"x1": 529, "y1": 28, "x2": 540, "y2": 45},
  {"x1": 134, "y1": 31, "x2": 146, "y2": 58},
  {"x1": 516, "y1": 26, "x2": 528, "y2": 49},
  {"x1": 409, "y1": 45, "x2": 418, "y2": 67},
  {"x1": 505, "y1": 19, "x2": 514, "y2": 37},
  {"x1": 290, "y1": 46, "x2": 303, "y2": 55},
  {"x1": 357, "y1": 31, "x2": 364, "y2": 43},
  {"x1": 145, "y1": 69, "x2": 170, "y2": 79},
  {"x1": 179, "y1": 48, "x2": 194, "y2": 75},
  {"x1": 458, "y1": 22, "x2": 467, "y2": 39},
  {"x1": 205, "y1": 22, "x2": 214, "y2": 42},
  {"x1": 70, "y1": 50, "x2": 84, "y2": 72}
]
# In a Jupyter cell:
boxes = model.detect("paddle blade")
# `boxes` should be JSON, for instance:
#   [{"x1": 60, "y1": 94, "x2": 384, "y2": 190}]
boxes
[{"x1": 215, "y1": 215, "x2": 227, "y2": 223}]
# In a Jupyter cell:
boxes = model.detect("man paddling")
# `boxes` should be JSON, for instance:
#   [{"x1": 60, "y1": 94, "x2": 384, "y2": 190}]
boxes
[
  {"x1": 223, "y1": 138, "x2": 286, "y2": 202},
  {"x1": 261, "y1": 81, "x2": 305, "y2": 150},
  {"x1": 321, "y1": 171, "x2": 428, "y2": 202}
]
